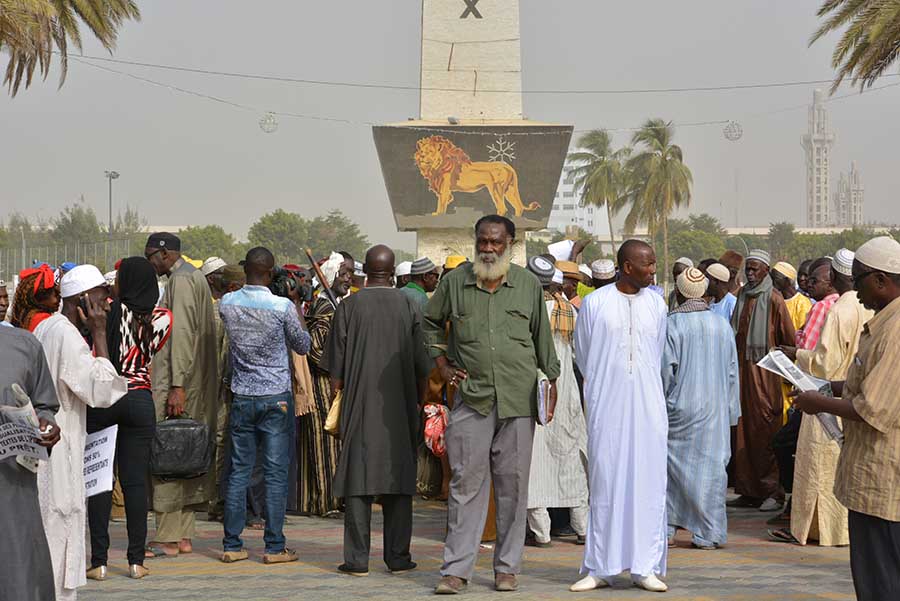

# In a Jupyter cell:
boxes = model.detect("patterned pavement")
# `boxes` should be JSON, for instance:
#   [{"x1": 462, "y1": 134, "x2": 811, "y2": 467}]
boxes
[{"x1": 83, "y1": 498, "x2": 855, "y2": 600}]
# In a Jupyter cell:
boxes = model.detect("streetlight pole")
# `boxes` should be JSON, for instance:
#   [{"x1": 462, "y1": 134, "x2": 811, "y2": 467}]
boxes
[{"x1": 105, "y1": 170, "x2": 120, "y2": 268}]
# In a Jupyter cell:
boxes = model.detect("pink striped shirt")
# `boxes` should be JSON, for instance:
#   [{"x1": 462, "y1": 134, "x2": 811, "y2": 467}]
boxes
[{"x1": 796, "y1": 293, "x2": 839, "y2": 350}]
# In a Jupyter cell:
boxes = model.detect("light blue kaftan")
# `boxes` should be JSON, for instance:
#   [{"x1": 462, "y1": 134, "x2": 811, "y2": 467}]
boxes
[{"x1": 662, "y1": 308, "x2": 740, "y2": 546}]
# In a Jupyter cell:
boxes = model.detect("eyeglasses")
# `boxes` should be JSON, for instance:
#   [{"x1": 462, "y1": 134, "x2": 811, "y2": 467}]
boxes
[{"x1": 145, "y1": 249, "x2": 162, "y2": 260}]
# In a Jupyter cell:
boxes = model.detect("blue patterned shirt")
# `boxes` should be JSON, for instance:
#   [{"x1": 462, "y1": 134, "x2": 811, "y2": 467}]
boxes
[{"x1": 220, "y1": 285, "x2": 311, "y2": 397}]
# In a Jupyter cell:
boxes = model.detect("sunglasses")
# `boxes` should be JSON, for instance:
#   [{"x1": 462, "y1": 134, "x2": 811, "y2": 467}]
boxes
[{"x1": 145, "y1": 249, "x2": 163, "y2": 260}]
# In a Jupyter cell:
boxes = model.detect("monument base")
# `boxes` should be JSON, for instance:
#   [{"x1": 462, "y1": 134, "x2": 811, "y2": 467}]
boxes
[{"x1": 416, "y1": 228, "x2": 526, "y2": 269}]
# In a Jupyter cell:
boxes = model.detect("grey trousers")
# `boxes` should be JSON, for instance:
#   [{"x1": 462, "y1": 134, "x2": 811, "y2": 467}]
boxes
[
  {"x1": 441, "y1": 402, "x2": 535, "y2": 579},
  {"x1": 344, "y1": 495, "x2": 413, "y2": 571}
]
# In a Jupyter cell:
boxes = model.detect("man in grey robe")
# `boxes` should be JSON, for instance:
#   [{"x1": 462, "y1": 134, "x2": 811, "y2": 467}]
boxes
[
  {"x1": 145, "y1": 232, "x2": 219, "y2": 555},
  {"x1": 323, "y1": 245, "x2": 431, "y2": 576},
  {"x1": 0, "y1": 325, "x2": 61, "y2": 600}
]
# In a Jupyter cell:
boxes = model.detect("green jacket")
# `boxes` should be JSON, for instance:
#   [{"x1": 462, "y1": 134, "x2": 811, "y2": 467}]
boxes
[{"x1": 423, "y1": 262, "x2": 560, "y2": 419}]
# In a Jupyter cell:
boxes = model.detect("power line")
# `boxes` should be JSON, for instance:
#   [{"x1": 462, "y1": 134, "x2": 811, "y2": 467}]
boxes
[
  {"x1": 69, "y1": 56, "x2": 900, "y2": 136},
  {"x1": 69, "y1": 52, "x2": 900, "y2": 95}
]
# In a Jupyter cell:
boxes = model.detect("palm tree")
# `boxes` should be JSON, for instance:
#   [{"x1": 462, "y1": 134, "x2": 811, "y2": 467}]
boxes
[
  {"x1": 1, "y1": 0, "x2": 140, "y2": 96},
  {"x1": 625, "y1": 118, "x2": 693, "y2": 286},
  {"x1": 567, "y1": 130, "x2": 632, "y2": 257},
  {"x1": 810, "y1": 0, "x2": 900, "y2": 92}
]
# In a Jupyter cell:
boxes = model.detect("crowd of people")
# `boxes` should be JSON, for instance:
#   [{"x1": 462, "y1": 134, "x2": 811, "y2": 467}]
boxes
[{"x1": 1, "y1": 215, "x2": 899, "y2": 601}]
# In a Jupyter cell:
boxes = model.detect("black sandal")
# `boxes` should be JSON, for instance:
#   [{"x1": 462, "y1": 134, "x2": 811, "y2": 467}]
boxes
[{"x1": 767, "y1": 528, "x2": 800, "y2": 544}]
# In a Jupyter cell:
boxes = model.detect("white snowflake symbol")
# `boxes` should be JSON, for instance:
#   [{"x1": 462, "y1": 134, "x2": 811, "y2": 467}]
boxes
[{"x1": 487, "y1": 137, "x2": 516, "y2": 163}]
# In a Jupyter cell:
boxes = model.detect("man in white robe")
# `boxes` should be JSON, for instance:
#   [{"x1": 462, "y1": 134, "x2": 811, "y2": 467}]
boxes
[
  {"x1": 32, "y1": 265, "x2": 128, "y2": 598},
  {"x1": 572, "y1": 240, "x2": 669, "y2": 593}
]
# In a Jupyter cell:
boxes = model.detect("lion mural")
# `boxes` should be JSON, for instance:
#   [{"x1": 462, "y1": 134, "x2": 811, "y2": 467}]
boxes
[{"x1": 413, "y1": 135, "x2": 541, "y2": 217}]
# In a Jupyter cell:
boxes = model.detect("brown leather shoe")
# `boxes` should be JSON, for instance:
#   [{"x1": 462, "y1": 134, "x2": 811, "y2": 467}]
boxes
[
  {"x1": 435, "y1": 575, "x2": 467, "y2": 594},
  {"x1": 495, "y1": 573, "x2": 518, "y2": 592}
]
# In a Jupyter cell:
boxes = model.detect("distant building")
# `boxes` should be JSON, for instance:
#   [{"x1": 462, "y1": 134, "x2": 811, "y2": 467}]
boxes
[
  {"x1": 833, "y1": 161, "x2": 865, "y2": 227},
  {"x1": 801, "y1": 89, "x2": 836, "y2": 227},
  {"x1": 546, "y1": 163, "x2": 605, "y2": 237}
]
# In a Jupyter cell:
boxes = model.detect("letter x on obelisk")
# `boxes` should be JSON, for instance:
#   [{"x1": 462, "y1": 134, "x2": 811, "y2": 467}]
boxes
[{"x1": 460, "y1": 0, "x2": 482, "y2": 19}]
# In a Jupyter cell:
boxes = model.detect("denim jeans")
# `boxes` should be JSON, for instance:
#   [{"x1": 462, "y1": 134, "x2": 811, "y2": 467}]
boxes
[{"x1": 223, "y1": 392, "x2": 293, "y2": 554}]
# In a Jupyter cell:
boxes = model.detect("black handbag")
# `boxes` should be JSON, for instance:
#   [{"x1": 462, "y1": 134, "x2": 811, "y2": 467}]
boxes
[{"x1": 150, "y1": 415, "x2": 212, "y2": 480}]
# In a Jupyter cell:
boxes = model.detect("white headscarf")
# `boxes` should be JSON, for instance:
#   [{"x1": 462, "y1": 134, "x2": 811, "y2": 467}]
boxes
[{"x1": 320, "y1": 252, "x2": 345, "y2": 289}]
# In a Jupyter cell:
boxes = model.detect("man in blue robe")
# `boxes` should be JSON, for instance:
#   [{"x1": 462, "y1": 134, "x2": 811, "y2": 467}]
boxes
[{"x1": 662, "y1": 267, "x2": 740, "y2": 549}]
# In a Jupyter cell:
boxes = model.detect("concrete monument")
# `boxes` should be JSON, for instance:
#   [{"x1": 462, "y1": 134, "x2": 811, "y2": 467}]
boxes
[{"x1": 374, "y1": 0, "x2": 572, "y2": 264}]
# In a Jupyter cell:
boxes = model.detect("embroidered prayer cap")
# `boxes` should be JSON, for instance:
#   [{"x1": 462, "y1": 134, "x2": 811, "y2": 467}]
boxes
[
  {"x1": 0, "y1": 279, "x2": 5, "y2": 288},
  {"x1": 832, "y1": 248, "x2": 855, "y2": 277},
  {"x1": 410, "y1": 257, "x2": 437, "y2": 276},
  {"x1": 444, "y1": 255, "x2": 467, "y2": 270},
  {"x1": 547, "y1": 239, "x2": 575, "y2": 262},
  {"x1": 201, "y1": 256, "x2": 227, "y2": 276},
  {"x1": 676, "y1": 267, "x2": 708, "y2": 300},
  {"x1": 354, "y1": 261, "x2": 365, "y2": 277},
  {"x1": 591, "y1": 259, "x2": 616, "y2": 280},
  {"x1": 772, "y1": 261, "x2": 797, "y2": 282},
  {"x1": 706, "y1": 263, "x2": 730, "y2": 283},
  {"x1": 103, "y1": 271, "x2": 117, "y2": 287},
  {"x1": 145, "y1": 232, "x2": 181, "y2": 251},
  {"x1": 395, "y1": 261, "x2": 412, "y2": 277},
  {"x1": 527, "y1": 256, "x2": 555, "y2": 286},
  {"x1": 556, "y1": 260, "x2": 581, "y2": 280},
  {"x1": 746, "y1": 249, "x2": 771, "y2": 266},
  {"x1": 60, "y1": 264, "x2": 107, "y2": 298},
  {"x1": 675, "y1": 257, "x2": 694, "y2": 268},
  {"x1": 552, "y1": 269, "x2": 564, "y2": 285},
  {"x1": 855, "y1": 236, "x2": 900, "y2": 274}
]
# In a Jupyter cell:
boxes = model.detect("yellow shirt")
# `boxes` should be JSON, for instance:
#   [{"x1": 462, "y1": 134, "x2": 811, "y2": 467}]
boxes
[{"x1": 782, "y1": 292, "x2": 814, "y2": 422}]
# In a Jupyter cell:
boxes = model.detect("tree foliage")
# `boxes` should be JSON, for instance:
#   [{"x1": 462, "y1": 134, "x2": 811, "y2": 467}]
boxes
[
  {"x1": 1, "y1": 0, "x2": 141, "y2": 96},
  {"x1": 810, "y1": 0, "x2": 900, "y2": 93},
  {"x1": 625, "y1": 119, "x2": 693, "y2": 285},
  {"x1": 247, "y1": 209, "x2": 369, "y2": 264},
  {"x1": 179, "y1": 225, "x2": 239, "y2": 263},
  {"x1": 567, "y1": 130, "x2": 632, "y2": 256}
]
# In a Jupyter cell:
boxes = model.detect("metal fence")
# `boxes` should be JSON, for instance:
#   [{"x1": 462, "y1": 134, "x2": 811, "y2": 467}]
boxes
[{"x1": 0, "y1": 238, "x2": 137, "y2": 280}]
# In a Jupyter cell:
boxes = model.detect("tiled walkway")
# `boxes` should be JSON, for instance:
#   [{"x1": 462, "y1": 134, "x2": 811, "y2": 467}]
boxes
[{"x1": 83, "y1": 499, "x2": 855, "y2": 600}]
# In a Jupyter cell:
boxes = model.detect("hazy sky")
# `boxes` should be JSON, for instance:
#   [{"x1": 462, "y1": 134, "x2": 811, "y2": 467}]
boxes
[{"x1": 2, "y1": 1, "x2": 898, "y2": 251}]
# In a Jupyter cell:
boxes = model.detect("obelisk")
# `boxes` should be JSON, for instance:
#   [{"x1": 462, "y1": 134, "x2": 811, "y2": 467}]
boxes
[
  {"x1": 418, "y1": 0, "x2": 522, "y2": 264},
  {"x1": 373, "y1": 0, "x2": 571, "y2": 267}
]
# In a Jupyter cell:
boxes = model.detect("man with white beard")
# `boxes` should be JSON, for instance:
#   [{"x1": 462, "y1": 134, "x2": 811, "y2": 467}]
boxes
[{"x1": 424, "y1": 215, "x2": 561, "y2": 595}]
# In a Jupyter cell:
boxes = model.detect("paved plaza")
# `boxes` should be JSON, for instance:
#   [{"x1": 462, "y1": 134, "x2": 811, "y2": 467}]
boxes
[{"x1": 82, "y1": 497, "x2": 855, "y2": 601}]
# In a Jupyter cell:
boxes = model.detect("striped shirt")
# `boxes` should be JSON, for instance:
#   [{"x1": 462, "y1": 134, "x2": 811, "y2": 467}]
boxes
[
  {"x1": 833, "y1": 296, "x2": 900, "y2": 522},
  {"x1": 796, "y1": 293, "x2": 839, "y2": 350}
]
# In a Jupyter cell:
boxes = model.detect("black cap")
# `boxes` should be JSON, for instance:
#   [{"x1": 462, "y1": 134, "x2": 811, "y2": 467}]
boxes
[{"x1": 145, "y1": 232, "x2": 181, "y2": 251}]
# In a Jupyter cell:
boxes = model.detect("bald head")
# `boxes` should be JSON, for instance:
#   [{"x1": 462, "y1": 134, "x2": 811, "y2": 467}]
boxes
[
  {"x1": 617, "y1": 239, "x2": 653, "y2": 267},
  {"x1": 364, "y1": 245, "x2": 395, "y2": 285}
]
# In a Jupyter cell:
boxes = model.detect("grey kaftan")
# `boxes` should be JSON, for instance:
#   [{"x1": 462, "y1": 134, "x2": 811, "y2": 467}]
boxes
[{"x1": 0, "y1": 326, "x2": 60, "y2": 601}]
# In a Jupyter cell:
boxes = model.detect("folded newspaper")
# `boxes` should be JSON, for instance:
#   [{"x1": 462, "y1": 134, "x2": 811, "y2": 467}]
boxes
[
  {"x1": 0, "y1": 383, "x2": 49, "y2": 471},
  {"x1": 757, "y1": 350, "x2": 844, "y2": 446}
]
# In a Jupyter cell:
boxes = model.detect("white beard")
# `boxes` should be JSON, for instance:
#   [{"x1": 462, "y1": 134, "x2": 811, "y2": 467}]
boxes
[{"x1": 473, "y1": 246, "x2": 512, "y2": 282}]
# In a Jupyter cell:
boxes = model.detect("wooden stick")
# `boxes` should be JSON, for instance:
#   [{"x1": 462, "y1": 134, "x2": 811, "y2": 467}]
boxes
[{"x1": 305, "y1": 248, "x2": 339, "y2": 307}]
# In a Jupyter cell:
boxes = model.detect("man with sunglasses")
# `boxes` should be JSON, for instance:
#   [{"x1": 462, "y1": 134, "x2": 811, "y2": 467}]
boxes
[
  {"x1": 144, "y1": 232, "x2": 220, "y2": 558},
  {"x1": 793, "y1": 236, "x2": 900, "y2": 601}
]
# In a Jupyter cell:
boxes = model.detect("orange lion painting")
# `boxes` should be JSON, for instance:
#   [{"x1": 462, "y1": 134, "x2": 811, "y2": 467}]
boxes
[{"x1": 413, "y1": 135, "x2": 541, "y2": 217}]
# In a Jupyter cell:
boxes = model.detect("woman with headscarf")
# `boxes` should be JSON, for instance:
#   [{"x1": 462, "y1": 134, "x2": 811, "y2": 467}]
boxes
[{"x1": 85, "y1": 257, "x2": 173, "y2": 580}]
